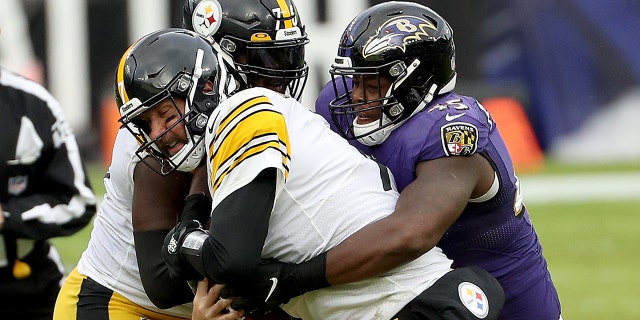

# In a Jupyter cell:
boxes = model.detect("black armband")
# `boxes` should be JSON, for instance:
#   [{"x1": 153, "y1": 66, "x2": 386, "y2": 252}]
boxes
[
  {"x1": 290, "y1": 252, "x2": 330, "y2": 295},
  {"x1": 134, "y1": 230, "x2": 194, "y2": 308},
  {"x1": 181, "y1": 193, "x2": 211, "y2": 225}
]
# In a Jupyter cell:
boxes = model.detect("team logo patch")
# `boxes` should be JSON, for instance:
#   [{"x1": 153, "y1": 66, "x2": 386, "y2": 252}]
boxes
[
  {"x1": 441, "y1": 122, "x2": 478, "y2": 156},
  {"x1": 167, "y1": 236, "x2": 178, "y2": 254},
  {"x1": 191, "y1": 0, "x2": 223, "y2": 38},
  {"x1": 8, "y1": 175, "x2": 28, "y2": 196},
  {"x1": 362, "y1": 15, "x2": 438, "y2": 58},
  {"x1": 458, "y1": 281, "x2": 489, "y2": 318}
]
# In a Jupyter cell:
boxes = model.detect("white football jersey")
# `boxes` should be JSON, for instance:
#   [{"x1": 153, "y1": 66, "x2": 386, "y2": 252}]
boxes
[
  {"x1": 77, "y1": 129, "x2": 192, "y2": 317},
  {"x1": 206, "y1": 87, "x2": 453, "y2": 319}
]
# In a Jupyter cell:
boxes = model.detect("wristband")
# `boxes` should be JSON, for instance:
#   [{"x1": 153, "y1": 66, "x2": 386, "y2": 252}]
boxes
[{"x1": 290, "y1": 252, "x2": 330, "y2": 295}]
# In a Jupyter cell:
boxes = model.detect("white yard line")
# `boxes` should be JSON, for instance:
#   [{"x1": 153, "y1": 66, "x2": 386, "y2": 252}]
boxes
[{"x1": 520, "y1": 172, "x2": 640, "y2": 204}]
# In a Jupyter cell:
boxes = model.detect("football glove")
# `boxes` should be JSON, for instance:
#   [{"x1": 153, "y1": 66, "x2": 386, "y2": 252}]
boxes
[
  {"x1": 222, "y1": 253, "x2": 329, "y2": 316},
  {"x1": 162, "y1": 219, "x2": 208, "y2": 281},
  {"x1": 180, "y1": 193, "x2": 211, "y2": 226}
]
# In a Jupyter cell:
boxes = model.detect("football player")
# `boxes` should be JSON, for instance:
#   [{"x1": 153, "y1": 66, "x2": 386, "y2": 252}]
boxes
[
  {"x1": 0, "y1": 64, "x2": 96, "y2": 320},
  {"x1": 308, "y1": 2, "x2": 562, "y2": 319},
  {"x1": 115, "y1": 28, "x2": 504, "y2": 320},
  {"x1": 182, "y1": 0, "x2": 309, "y2": 101},
  {"x1": 53, "y1": 29, "x2": 242, "y2": 320}
]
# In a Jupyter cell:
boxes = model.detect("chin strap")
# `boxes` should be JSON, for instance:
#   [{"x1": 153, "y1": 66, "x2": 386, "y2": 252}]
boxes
[{"x1": 356, "y1": 83, "x2": 437, "y2": 147}]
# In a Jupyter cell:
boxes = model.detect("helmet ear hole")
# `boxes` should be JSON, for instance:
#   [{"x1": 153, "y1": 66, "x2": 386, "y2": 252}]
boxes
[{"x1": 203, "y1": 80, "x2": 214, "y2": 93}]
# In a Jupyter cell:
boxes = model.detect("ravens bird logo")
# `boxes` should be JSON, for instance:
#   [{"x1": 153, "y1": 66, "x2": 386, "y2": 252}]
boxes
[{"x1": 362, "y1": 16, "x2": 438, "y2": 58}]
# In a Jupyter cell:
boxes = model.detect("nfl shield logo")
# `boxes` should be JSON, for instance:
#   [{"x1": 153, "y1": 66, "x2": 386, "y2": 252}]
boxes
[{"x1": 8, "y1": 175, "x2": 28, "y2": 196}]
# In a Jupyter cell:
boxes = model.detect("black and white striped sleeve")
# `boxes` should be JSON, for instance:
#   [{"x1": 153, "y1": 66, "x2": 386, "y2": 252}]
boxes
[{"x1": 1, "y1": 70, "x2": 97, "y2": 239}]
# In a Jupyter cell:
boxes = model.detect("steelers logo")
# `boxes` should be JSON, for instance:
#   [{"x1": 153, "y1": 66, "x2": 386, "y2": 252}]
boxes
[
  {"x1": 191, "y1": 0, "x2": 223, "y2": 38},
  {"x1": 458, "y1": 281, "x2": 490, "y2": 318}
]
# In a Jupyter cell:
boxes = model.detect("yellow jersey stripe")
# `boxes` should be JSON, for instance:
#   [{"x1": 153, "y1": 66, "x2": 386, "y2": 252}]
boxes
[
  {"x1": 211, "y1": 138, "x2": 288, "y2": 192},
  {"x1": 215, "y1": 96, "x2": 270, "y2": 139},
  {"x1": 208, "y1": 96, "x2": 291, "y2": 193}
]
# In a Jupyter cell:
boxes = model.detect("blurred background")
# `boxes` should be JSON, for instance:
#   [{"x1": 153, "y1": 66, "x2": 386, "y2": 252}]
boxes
[
  {"x1": 2, "y1": 0, "x2": 640, "y2": 319},
  {"x1": 3, "y1": 0, "x2": 640, "y2": 167}
]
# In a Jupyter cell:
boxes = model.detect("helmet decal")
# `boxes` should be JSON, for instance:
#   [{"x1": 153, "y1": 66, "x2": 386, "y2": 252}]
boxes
[
  {"x1": 116, "y1": 42, "x2": 138, "y2": 105},
  {"x1": 184, "y1": 0, "x2": 309, "y2": 100},
  {"x1": 275, "y1": 27, "x2": 302, "y2": 41},
  {"x1": 267, "y1": 0, "x2": 302, "y2": 41},
  {"x1": 273, "y1": 0, "x2": 295, "y2": 29},
  {"x1": 363, "y1": 16, "x2": 437, "y2": 58},
  {"x1": 251, "y1": 33, "x2": 273, "y2": 42},
  {"x1": 191, "y1": 0, "x2": 223, "y2": 38}
]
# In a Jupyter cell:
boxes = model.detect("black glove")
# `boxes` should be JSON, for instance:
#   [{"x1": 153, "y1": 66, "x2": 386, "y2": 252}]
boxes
[
  {"x1": 222, "y1": 253, "x2": 330, "y2": 316},
  {"x1": 162, "y1": 219, "x2": 207, "y2": 281},
  {"x1": 180, "y1": 193, "x2": 211, "y2": 226}
]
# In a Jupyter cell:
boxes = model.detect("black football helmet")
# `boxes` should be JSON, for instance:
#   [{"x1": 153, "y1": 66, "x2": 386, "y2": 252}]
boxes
[
  {"x1": 115, "y1": 28, "x2": 241, "y2": 174},
  {"x1": 183, "y1": 0, "x2": 309, "y2": 100},
  {"x1": 329, "y1": 1, "x2": 457, "y2": 146}
]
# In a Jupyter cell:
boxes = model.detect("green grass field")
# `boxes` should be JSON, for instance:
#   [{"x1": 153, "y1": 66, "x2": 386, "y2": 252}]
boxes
[
  {"x1": 52, "y1": 160, "x2": 640, "y2": 319},
  {"x1": 529, "y1": 200, "x2": 640, "y2": 319}
]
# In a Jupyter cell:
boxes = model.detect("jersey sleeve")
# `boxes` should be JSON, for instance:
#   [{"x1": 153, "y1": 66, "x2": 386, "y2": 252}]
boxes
[
  {"x1": 206, "y1": 88, "x2": 291, "y2": 209},
  {"x1": 2, "y1": 79, "x2": 97, "y2": 240},
  {"x1": 418, "y1": 94, "x2": 494, "y2": 162}
]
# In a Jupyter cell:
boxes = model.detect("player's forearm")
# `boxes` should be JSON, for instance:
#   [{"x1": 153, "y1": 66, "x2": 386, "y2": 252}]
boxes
[
  {"x1": 135, "y1": 229, "x2": 194, "y2": 308},
  {"x1": 2, "y1": 156, "x2": 96, "y2": 238},
  {"x1": 1, "y1": 193, "x2": 95, "y2": 239},
  {"x1": 324, "y1": 213, "x2": 426, "y2": 285},
  {"x1": 325, "y1": 164, "x2": 468, "y2": 285},
  {"x1": 200, "y1": 168, "x2": 276, "y2": 284}
]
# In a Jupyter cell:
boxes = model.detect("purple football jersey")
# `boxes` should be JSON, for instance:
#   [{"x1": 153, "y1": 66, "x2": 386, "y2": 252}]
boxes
[{"x1": 316, "y1": 83, "x2": 561, "y2": 319}]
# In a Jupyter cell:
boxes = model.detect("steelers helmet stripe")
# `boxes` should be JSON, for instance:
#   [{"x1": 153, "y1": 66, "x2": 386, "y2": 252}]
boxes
[
  {"x1": 115, "y1": 43, "x2": 137, "y2": 104},
  {"x1": 275, "y1": 0, "x2": 294, "y2": 29}
]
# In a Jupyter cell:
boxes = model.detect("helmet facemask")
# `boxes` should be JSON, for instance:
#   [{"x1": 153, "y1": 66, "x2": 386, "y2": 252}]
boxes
[
  {"x1": 119, "y1": 71, "x2": 211, "y2": 175},
  {"x1": 329, "y1": 58, "x2": 423, "y2": 146},
  {"x1": 219, "y1": 35, "x2": 309, "y2": 100},
  {"x1": 327, "y1": 2, "x2": 457, "y2": 146},
  {"x1": 183, "y1": 0, "x2": 310, "y2": 101},
  {"x1": 115, "y1": 29, "x2": 237, "y2": 175}
]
